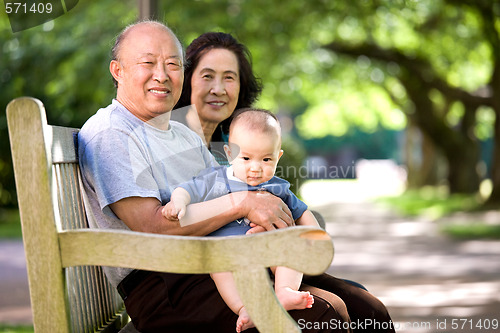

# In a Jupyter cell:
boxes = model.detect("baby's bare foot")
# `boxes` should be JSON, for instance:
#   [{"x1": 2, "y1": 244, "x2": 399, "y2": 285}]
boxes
[
  {"x1": 276, "y1": 287, "x2": 314, "y2": 311},
  {"x1": 236, "y1": 307, "x2": 255, "y2": 332}
]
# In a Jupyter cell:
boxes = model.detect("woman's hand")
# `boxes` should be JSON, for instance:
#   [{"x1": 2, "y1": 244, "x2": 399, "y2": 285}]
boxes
[{"x1": 236, "y1": 191, "x2": 294, "y2": 231}]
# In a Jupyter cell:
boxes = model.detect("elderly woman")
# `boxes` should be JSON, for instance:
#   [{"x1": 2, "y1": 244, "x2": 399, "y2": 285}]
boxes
[
  {"x1": 174, "y1": 32, "x2": 261, "y2": 164},
  {"x1": 175, "y1": 32, "x2": 395, "y2": 333}
]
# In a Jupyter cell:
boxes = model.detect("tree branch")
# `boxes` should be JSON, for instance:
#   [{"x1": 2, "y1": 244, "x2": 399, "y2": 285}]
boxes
[
  {"x1": 323, "y1": 41, "x2": 494, "y2": 108},
  {"x1": 445, "y1": 0, "x2": 500, "y2": 92}
]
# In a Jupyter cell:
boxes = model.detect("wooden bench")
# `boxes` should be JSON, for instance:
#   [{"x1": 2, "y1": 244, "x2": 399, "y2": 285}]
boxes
[{"x1": 7, "y1": 97, "x2": 334, "y2": 333}]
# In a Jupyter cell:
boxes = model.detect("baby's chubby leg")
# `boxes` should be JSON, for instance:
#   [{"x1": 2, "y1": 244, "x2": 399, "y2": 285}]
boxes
[
  {"x1": 211, "y1": 272, "x2": 255, "y2": 331},
  {"x1": 274, "y1": 266, "x2": 314, "y2": 310},
  {"x1": 236, "y1": 307, "x2": 253, "y2": 333}
]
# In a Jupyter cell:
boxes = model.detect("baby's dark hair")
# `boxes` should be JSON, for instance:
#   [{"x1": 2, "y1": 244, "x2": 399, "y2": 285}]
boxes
[{"x1": 229, "y1": 108, "x2": 281, "y2": 137}]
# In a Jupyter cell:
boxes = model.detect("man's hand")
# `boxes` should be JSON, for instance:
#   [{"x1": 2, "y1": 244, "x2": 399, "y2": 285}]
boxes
[{"x1": 237, "y1": 191, "x2": 294, "y2": 231}]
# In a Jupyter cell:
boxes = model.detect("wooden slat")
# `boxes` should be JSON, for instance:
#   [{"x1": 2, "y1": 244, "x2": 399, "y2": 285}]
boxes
[
  {"x1": 54, "y1": 159, "x2": 125, "y2": 332},
  {"x1": 51, "y1": 125, "x2": 79, "y2": 163},
  {"x1": 233, "y1": 268, "x2": 300, "y2": 333},
  {"x1": 66, "y1": 267, "x2": 84, "y2": 332}
]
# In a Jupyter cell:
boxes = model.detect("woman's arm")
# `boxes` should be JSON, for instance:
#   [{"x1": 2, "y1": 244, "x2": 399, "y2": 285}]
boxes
[{"x1": 110, "y1": 190, "x2": 294, "y2": 236}]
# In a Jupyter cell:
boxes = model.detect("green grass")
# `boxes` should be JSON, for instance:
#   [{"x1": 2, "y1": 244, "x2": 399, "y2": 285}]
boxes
[
  {"x1": 375, "y1": 186, "x2": 481, "y2": 220},
  {"x1": 0, "y1": 209, "x2": 22, "y2": 239},
  {"x1": 376, "y1": 186, "x2": 500, "y2": 240},
  {"x1": 0, "y1": 325, "x2": 33, "y2": 333},
  {"x1": 440, "y1": 223, "x2": 500, "y2": 240},
  {"x1": 0, "y1": 211, "x2": 30, "y2": 333}
]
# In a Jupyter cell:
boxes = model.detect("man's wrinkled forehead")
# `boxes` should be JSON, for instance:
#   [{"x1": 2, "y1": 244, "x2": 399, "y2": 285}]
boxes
[{"x1": 118, "y1": 22, "x2": 184, "y2": 61}]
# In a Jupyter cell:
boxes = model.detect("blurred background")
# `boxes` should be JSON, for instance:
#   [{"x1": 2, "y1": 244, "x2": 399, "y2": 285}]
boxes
[{"x1": 1, "y1": 0, "x2": 500, "y2": 332}]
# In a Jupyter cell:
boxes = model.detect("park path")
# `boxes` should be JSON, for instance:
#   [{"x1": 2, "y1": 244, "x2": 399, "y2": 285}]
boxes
[
  {"x1": 302, "y1": 180, "x2": 500, "y2": 333},
  {"x1": 1, "y1": 179, "x2": 500, "y2": 332},
  {"x1": 0, "y1": 240, "x2": 31, "y2": 325}
]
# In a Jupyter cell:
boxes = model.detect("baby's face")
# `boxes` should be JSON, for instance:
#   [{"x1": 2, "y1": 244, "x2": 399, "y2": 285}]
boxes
[{"x1": 226, "y1": 129, "x2": 283, "y2": 186}]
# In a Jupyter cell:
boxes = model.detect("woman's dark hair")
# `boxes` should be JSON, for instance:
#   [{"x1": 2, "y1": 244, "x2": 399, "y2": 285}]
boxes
[{"x1": 175, "y1": 32, "x2": 262, "y2": 140}]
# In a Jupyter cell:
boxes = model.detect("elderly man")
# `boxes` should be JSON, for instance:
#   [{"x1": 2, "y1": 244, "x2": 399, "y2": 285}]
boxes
[{"x1": 78, "y1": 21, "x2": 350, "y2": 332}]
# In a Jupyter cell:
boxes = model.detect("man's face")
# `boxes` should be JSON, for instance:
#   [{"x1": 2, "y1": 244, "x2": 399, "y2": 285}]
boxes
[{"x1": 111, "y1": 24, "x2": 184, "y2": 122}]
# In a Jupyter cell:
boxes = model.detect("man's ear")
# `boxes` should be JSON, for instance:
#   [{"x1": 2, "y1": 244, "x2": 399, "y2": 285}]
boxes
[
  {"x1": 224, "y1": 144, "x2": 233, "y2": 162},
  {"x1": 109, "y1": 60, "x2": 122, "y2": 85}
]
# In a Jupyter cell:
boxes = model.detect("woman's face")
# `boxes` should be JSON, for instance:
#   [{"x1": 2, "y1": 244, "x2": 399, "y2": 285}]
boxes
[{"x1": 190, "y1": 48, "x2": 240, "y2": 126}]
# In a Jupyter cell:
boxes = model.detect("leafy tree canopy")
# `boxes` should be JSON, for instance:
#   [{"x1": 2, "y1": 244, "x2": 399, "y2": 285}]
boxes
[{"x1": 1, "y1": 0, "x2": 498, "y2": 205}]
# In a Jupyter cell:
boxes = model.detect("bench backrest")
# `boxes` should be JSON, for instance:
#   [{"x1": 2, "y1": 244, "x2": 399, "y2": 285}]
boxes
[{"x1": 7, "y1": 97, "x2": 126, "y2": 332}]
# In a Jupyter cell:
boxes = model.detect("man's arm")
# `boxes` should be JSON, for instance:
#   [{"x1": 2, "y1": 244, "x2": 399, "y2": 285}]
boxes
[{"x1": 110, "y1": 191, "x2": 294, "y2": 236}]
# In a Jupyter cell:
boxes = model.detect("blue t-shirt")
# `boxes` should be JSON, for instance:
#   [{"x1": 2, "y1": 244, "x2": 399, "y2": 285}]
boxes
[{"x1": 179, "y1": 165, "x2": 308, "y2": 237}]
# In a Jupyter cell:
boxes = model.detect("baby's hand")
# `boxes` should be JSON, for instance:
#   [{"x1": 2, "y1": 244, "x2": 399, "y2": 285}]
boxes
[
  {"x1": 162, "y1": 202, "x2": 186, "y2": 220},
  {"x1": 246, "y1": 224, "x2": 266, "y2": 235}
]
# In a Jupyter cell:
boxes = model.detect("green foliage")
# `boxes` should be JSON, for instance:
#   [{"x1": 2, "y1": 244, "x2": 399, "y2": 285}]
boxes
[
  {"x1": 0, "y1": 1, "x2": 136, "y2": 206},
  {"x1": 276, "y1": 135, "x2": 307, "y2": 196},
  {"x1": 159, "y1": 0, "x2": 494, "y2": 140}
]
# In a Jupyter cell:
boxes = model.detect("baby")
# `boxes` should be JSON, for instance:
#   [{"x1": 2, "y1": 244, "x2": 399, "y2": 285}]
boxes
[{"x1": 163, "y1": 108, "x2": 321, "y2": 332}]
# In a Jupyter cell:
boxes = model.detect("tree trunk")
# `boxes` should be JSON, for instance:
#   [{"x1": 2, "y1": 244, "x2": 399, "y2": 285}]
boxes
[
  {"x1": 405, "y1": 125, "x2": 442, "y2": 188},
  {"x1": 403, "y1": 79, "x2": 481, "y2": 194},
  {"x1": 420, "y1": 131, "x2": 442, "y2": 187},
  {"x1": 404, "y1": 124, "x2": 420, "y2": 189},
  {"x1": 138, "y1": 0, "x2": 158, "y2": 20},
  {"x1": 445, "y1": 138, "x2": 481, "y2": 194},
  {"x1": 485, "y1": 108, "x2": 500, "y2": 205}
]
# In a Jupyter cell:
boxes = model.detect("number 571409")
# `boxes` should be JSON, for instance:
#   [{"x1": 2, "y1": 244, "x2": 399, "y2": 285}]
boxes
[{"x1": 5, "y1": 2, "x2": 53, "y2": 14}]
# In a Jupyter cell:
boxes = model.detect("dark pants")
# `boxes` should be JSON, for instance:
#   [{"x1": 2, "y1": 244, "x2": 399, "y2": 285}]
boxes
[
  {"x1": 303, "y1": 274, "x2": 396, "y2": 333},
  {"x1": 125, "y1": 272, "x2": 351, "y2": 333}
]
